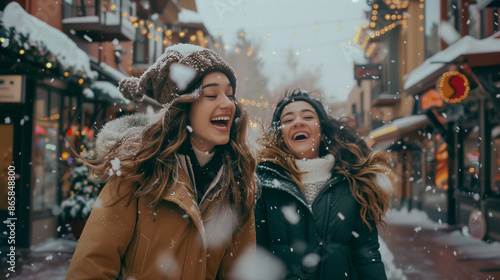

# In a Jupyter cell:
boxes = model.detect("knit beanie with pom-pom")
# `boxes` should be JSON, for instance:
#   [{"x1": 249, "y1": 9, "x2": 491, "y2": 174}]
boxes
[{"x1": 119, "y1": 44, "x2": 237, "y2": 105}]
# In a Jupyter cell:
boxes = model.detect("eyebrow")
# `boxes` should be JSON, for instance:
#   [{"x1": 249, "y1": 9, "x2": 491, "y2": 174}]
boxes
[
  {"x1": 202, "y1": 82, "x2": 232, "y2": 90},
  {"x1": 281, "y1": 108, "x2": 316, "y2": 120}
]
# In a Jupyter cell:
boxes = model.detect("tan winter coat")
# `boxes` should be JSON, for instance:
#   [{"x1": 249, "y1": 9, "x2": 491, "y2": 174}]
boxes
[{"x1": 66, "y1": 155, "x2": 256, "y2": 279}]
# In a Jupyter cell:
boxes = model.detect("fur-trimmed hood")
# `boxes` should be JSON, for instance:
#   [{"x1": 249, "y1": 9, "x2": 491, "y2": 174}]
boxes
[{"x1": 95, "y1": 111, "x2": 163, "y2": 157}]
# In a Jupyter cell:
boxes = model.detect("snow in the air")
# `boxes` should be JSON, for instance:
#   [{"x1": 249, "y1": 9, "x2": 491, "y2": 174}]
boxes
[{"x1": 170, "y1": 63, "x2": 197, "y2": 91}]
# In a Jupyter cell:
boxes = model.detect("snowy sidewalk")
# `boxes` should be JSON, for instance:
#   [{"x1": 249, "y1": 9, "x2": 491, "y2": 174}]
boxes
[
  {"x1": 380, "y1": 208, "x2": 500, "y2": 280},
  {"x1": 0, "y1": 237, "x2": 76, "y2": 279}
]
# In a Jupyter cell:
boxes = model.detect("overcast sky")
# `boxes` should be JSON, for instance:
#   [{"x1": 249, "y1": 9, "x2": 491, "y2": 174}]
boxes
[{"x1": 195, "y1": 0, "x2": 370, "y2": 101}]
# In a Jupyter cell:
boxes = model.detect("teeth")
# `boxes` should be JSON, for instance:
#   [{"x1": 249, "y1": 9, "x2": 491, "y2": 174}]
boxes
[{"x1": 211, "y1": 116, "x2": 230, "y2": 121}]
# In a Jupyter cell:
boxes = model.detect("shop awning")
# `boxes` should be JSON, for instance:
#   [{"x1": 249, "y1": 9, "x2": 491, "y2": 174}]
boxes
[
  {"x1": 367, "y1": 114, "x2": 430, "y2": 149},
  {"x1": 84, "y1": 81, "x2": 130, "y2": 106},
  {"x1": 404, "y1": 32, "x2": 500, "y2": 95},
  {"x1": 91, "y1": 60, "x2": 129, "y2": 83}
]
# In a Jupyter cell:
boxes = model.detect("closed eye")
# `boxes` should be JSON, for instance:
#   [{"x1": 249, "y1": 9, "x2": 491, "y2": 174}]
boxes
[{"x1": 204, "y1": 93, "x2": 217, "y2": 98}]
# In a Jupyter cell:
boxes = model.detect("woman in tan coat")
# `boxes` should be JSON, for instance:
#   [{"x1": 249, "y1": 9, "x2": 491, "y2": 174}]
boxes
[{"x1": 66, "y1": 44, "x2": 257, "y2": 279}]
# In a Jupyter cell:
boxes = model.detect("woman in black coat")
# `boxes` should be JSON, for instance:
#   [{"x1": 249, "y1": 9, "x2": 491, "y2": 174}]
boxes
[{"x1": 255, "y1": 89, "x2": 392, "y2": 279}]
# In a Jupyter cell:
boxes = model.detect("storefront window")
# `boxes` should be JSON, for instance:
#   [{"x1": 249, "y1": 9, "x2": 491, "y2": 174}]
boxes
[
  {"x1": 435, "y1": 136, "x2": 449, "y2": 190},
  {"x1": 133, "y1": 31, "x2": 147, "y2": 64},
  {"x1": 468, "y1": 4, "x2": 480, "y2": 39},
  {"x1": 61, "y1": 96, "x2": 79, "y2": 201},
  {"x1": 425, "y1": 0, "x2": 440, "y2": 58},
  {"x1": 425, "y1": 134, "x2": 449, "y2": 190},
  {"x1": 32, "y1": 88, "x2": 61, "y2": 212},
  {"x1": 447, "y1": 0, "x2": 459, "y2": 32},
  {"x1": 0, "y1": 124, "x2": 14, "y2": 211},
  {"x1": 492, "y1": 126, "x2": 500, "y2": 195},
  {"x1": 82, "y1": 102, "x2": 96, "y2": 133},
  {"x1": 462, "y1": 126, "x2": 480, "y2": 193}
]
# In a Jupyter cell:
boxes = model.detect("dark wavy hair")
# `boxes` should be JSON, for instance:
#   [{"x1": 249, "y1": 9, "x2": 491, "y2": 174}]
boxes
[{"x1": 257, "y1": 89, "x2": 392, "y2": 230}]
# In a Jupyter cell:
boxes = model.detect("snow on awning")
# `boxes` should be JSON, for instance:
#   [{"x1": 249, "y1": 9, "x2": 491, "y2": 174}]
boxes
[
  {"x1": 179, "y1": 8, "x2": 203, "y2": 24},
  {"x1": 404, "y1": 32, "x2": 500, "y2": 92},
  {"x1": 368, "y1": 114, "x2": 430, "y2": 148},
  {"x1": 98, "y1": 62, "x2": 129, "y2": 82},
  {"x1": 2, "y1": 2, "x2": 97, "y2": 81},
  {"x1": 84, "y1": 81, "x2": 130, "y2": 106},
  {"x1": 90, "y1": 59, "x2": 129, "y2": 83}
]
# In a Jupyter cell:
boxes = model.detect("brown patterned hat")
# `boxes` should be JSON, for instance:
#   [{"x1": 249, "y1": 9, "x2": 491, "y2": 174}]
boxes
[{"x1": 119, "y1": 44, "x2": 237, "y2": 105}]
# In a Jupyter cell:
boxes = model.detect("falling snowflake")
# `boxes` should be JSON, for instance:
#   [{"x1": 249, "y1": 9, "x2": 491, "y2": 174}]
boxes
[
  {"x1": 281, "y1": 205, "x2": 300, "y2": 225},
  {"x1": 170, "y1": 63, "x2": 196, "y2": 91},
  {"x1": 337, "y1": 212, "x2": 345, "y2": 220},
  {"x1": 111, "y1": 157, "x2": 120, "y2": 171},
  {"x1": 302, "y1": 253, "x2": 321, "y2": 268}
]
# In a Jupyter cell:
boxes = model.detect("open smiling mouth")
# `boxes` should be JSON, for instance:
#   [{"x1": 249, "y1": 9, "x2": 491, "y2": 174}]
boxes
[
  {"x1": 292, "y1": 132, "x2": 309, "y2": 141},
  {"x1": 210, "y1": 116, "x2": 230, "y2": 129}
]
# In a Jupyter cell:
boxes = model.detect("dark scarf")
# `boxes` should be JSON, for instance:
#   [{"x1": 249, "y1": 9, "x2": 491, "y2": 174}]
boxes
[{"x1": 179, "y1": 141, "x2": 223, "y2": 205}]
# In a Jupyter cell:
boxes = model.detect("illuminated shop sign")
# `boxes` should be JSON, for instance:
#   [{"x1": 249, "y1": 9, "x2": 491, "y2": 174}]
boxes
[
  {"x1": 421, "y1": 89, "x2": 443, "y2": 110},
  {"x1": 354, "y1": 64, "x2": 382, "y2": 80},
  {"x1": 0, "y1": 75, "x2": 25, "y2": 103},
  {"x1": 438, "y1": 71, "x2": 470, "y2": 103}
]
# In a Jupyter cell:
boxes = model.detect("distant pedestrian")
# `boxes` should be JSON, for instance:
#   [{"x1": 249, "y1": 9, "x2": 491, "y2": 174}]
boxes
[
  {"x1": 255, "y1": 89, "x2": 392, "y2": 279},
  {"x1": 66, "y1": 44, "x2": 257, "y2": 279}
]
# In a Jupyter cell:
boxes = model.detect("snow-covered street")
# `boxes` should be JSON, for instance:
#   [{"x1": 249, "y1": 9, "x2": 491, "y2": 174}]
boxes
[
  {"x1": 381, "y1": 208, "x2": 500, "y2": 280},
  {"x1": 2, "y1": 207, "x2": 499, "y2": 279}
]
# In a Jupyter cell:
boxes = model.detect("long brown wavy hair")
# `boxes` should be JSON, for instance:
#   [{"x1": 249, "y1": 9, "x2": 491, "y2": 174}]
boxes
[
  {"x1": 257, "y1": 89, "x2": 392, "y2": 230},
  {"x1": 81, "y1": 86, "x2": 257, "y2": 230}
]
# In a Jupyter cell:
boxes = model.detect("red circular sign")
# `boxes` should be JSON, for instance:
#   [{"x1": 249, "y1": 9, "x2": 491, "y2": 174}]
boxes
[{"x1": 438, "y1": 71, "x2": 470, "y2": 103}]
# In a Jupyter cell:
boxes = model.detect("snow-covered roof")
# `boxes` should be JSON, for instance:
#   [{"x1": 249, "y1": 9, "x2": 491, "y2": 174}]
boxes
[
  {"x1": 88, "y1": 81, "x2": 130, "y2": 105},
  {"x1": 2, "y1": 2, "x2": 97, "y2": 80},
  {"x1": 178, "y1": 8, "x2": 203, "y2": 24},
  {"x1": 404, "y1": 32, "x2": 500, "y2": 91}
]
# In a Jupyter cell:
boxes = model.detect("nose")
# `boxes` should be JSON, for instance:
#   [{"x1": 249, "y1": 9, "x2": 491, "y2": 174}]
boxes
[
  {"x1": 292, "y1": 117, "x2": 306, "y2": 127},
  {"x1": 218, "y1": 94, "x2": 235, "y2": 109}
]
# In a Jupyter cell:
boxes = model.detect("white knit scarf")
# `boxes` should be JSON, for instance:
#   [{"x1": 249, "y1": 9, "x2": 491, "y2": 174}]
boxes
[{"x1": 295, "y1": 154, "x2": 335, "y2": 204}]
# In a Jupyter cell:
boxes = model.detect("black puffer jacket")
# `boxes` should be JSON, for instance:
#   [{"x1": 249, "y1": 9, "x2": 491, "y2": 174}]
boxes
[{"x1": 255, "y1": 162, "x2": 387, "y2": 280}]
